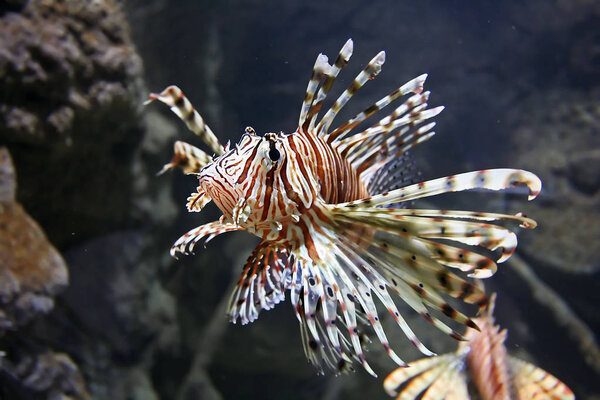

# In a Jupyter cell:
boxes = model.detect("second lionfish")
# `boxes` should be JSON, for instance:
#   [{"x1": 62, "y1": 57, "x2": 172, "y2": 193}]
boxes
[
  {"x1": 384, "y1": 293, "x2": 574, "y2": 399},
  {"x1": 146, "y1": 39, "x2": 541, "y2": 376}
]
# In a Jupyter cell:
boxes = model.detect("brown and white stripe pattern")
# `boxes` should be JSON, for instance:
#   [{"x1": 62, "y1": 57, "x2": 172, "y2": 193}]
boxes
[
  {"x1": 157, "y1": 140, "x2": 213, "y2": 175},
  {"x1": 384, "y1": 294, "x2": 575, "y2": 399},
  {"x1": 147, "y1": 39, "x2": 542, "y2": 377},
  {"x1": 145, "y1": 85, "x2": 224, "y2": 156}
]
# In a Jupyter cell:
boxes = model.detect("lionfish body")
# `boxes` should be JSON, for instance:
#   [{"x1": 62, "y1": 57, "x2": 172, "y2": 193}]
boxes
[
  {"x1": 146, "y1": 39, "x2": 542, "y2": 376},
  {"x1": 383, "y1": 294, "x2": 575, "y2": 399}
]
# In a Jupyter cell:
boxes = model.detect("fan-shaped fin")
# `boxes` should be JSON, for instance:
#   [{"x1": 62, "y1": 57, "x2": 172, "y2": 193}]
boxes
[{"x1": 228, "y1": 241, "x2": 289, "y2": 325}]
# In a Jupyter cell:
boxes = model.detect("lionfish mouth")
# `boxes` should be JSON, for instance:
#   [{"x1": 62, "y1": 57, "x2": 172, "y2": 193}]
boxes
[{"x1": 146, "y1": 38, "x2": 541, "y2": 378}]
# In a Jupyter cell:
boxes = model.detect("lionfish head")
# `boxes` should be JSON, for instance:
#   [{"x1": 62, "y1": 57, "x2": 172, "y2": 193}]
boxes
[{"x1": 198, "y1": 128, "x2": 297, "y2": 234}]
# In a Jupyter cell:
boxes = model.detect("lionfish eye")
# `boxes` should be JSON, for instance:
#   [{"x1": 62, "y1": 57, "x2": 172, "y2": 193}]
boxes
[{"x1": 268, "y1": 147, "x2": 281, "y2": 162}]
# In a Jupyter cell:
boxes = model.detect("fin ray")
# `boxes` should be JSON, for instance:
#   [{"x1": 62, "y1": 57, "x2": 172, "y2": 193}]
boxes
[
  {"x1": 170, "y1": 221, "x2": 242, "y2": 257},
  {"x1": 146, "y1": 85, "x2": 224, "y2": 155},
  {"x1": 228, "y1": 241, "x2": 289, "y2": 325},
  {"x1": 317, "y1": 50, "x2": 386, "y2": 134}
]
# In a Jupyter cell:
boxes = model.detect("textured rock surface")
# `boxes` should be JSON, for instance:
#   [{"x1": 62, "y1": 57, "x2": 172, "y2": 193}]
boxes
[
  {"x1": 0, "y1": 147, "x2": 16, "y2": 203},
  {"x1": 0, "y1": 351, "x2": 90, "y2": 400},
  {"x1": 0, "y1": 0, "x2": 146, "y2": 248},
  {"x1": 0, "y1": 1, "x2": 160, "y2": 399},
  {"x1": 0, "y1": 148, "x2": 88, "y2": 400},
  {"x1": 0, "y1": 147, "x2": 68, "y2": 329},
  {"x1": 38, "y1": 230, "x2": 178, "y2": 400},
  {"x1": 507, "y1": 90, "x2": 600, "y2": 274}
]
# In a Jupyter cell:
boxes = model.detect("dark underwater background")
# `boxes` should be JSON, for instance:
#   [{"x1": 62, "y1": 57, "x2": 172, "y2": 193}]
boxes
[{"x1": 1, "y1": 0, "x2": 599, "y2": 399}]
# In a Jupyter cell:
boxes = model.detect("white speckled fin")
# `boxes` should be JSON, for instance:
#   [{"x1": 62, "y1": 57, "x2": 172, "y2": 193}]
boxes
[
  {"x1": 335, "y1": 236, "x2": 438, "y2": 357},
  {"x1": 320, "y1": 169, "x2": 541, "y2": 351},
  {"x1": 337, "y1": 232, "x2": 479, "y2": 342},
  {"x1": 339, "y1": 169, "x2": 542, "y2": 207},
  {"x1": 333, "y1": 208, "x2": 523, "y2": 265}
]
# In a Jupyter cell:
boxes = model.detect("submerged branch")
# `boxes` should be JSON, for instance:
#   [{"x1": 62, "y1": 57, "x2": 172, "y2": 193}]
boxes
[{"x1": 507, "y1": 253, "x2": 600, "y2": 375}]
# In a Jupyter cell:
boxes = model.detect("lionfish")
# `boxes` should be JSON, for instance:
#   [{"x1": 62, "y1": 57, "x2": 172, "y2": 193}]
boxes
[
  {"x1": 146, "y1": 39, "x2": 541, "y2": 376},
  {"x1": 383, "y1": 293, "x2": 575, "y2": 399}
]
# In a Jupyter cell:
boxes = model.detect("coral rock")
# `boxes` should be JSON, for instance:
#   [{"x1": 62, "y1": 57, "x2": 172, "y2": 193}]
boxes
[
  {"x1": 508, "y1": 91, "x2": 600, "y2": 273},
  {"x1": 0, "y1": 0, "x2": 146, "y2": 247},
  {"x1": 0, "y1": 147, "x2": 68, "y2": 329},
  {"x1": 3, "y1": 351, "x2": 90, "y2": 399}
]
